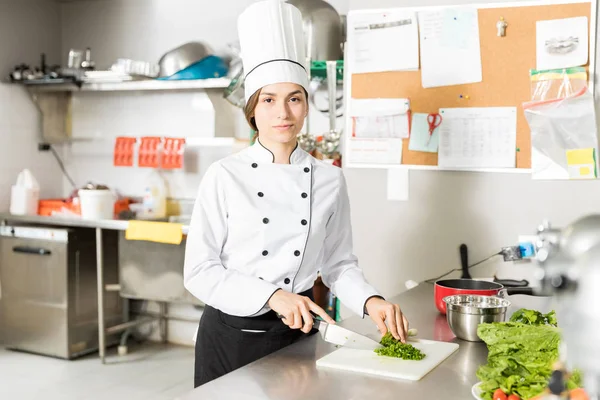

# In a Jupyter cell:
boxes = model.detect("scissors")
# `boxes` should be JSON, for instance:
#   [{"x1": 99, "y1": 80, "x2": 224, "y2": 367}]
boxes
[{"x1": 427, "y1": 113, "x2": 442, "y2": 145}]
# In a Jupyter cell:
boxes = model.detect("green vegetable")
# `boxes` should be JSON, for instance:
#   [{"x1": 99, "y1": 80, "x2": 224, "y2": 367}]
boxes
[
  {"x1": 374, "y1": 332, "x2": 426, "y2": 360},
  {"x1": 476, "y1": 309, "x2": 582, "y2": 400},
  {"x1": 510, "y1": 309, "x2": 557, "y2": 327}
]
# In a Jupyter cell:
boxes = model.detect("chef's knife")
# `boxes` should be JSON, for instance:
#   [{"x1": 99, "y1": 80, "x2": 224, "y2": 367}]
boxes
[
  {"x1": 278, "y1": 312, "x2": 417, "y2": 350},
  {"x1": 314, "y1": 320, "x2": 419, "y2": 351},
  {"x1": 314, "y1": 319, "x2": 384, "y2": 351}
]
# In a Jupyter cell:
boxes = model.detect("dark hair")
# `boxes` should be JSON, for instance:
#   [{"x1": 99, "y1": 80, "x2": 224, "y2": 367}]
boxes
[{"x1": 243, "y1": 87, "x2": 309, "y2": 138}]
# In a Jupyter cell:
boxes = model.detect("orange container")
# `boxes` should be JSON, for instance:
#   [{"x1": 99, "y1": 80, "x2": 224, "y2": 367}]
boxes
[
  {"x1": 38, "y1": 199, "x2": 80, "y2": 216},
  {"x1": 38, "y1": 197, "x2": 132, "y2": 218}
]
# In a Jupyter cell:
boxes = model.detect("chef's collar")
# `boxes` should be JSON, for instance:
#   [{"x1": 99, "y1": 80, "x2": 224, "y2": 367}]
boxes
[{"x1": 248, "y1": 139, "x2": 308, "y2": 165}]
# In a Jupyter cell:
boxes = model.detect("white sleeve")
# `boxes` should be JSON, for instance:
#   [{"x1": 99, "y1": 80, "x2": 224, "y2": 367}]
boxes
[
  {"x1": 320, "y1": 172, "x2": 381, "y2": 317},
  {"x1": 183, "y1": 163, "x2": 281, "y2": 317}
]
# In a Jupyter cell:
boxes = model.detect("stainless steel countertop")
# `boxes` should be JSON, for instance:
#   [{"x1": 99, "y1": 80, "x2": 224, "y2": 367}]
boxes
[
  {"x1": 0, "y1": 213, "x2": 189, "y2": 234},
  {"x1": 177, "y1": 284, "x2": 485, "y2": 400},
  {"x1": 178, "y1": 284, "x2": 553, "y2": 400}
]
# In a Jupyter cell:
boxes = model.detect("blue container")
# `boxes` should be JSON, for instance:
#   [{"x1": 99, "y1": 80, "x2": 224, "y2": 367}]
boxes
[{"x1": 158, "y1": 55, "x2": 229, "y2": 81}]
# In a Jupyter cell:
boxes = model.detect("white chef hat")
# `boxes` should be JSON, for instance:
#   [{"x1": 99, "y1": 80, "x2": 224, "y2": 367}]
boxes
[{"x1": 237, "y1": 0, "x2": 309, "y2": 102}]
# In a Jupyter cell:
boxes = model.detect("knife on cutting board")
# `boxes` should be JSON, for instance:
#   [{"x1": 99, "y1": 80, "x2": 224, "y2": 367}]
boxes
[
  {"x1": 277, "y1": 312, "x2": 416, "y2": 350},
  {"x1": 314, "y1": 319, "x2": 419, "y2": 351}
]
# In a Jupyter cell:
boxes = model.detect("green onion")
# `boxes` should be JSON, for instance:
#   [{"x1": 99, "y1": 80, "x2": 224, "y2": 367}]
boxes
[{"x1": 374, "y1": 332, "x2": 426, "y2": 360}]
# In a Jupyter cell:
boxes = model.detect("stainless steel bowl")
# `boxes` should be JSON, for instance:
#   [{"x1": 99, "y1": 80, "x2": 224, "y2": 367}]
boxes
[
  {"x1": 443, "y1": 295, "x2": 511, "y2": 342},
  {"x1": 158, "y1": 42, "x2": 213, "y2": 78}
]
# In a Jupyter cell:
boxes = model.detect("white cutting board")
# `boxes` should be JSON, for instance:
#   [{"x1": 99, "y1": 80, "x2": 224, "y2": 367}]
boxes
[{"x1": 316, "y1": 338, "x2": 459, "y2": 381}]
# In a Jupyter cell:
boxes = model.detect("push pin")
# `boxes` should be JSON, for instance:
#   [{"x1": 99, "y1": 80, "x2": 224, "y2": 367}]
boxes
[{"x1": 497, "y1": 17, "x2": 508, "y2": 37}]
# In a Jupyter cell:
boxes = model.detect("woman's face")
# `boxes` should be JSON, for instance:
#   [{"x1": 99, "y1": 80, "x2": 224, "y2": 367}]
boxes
[{"x1": 252, "y1": 82, "x2": 308, "y2": 145}]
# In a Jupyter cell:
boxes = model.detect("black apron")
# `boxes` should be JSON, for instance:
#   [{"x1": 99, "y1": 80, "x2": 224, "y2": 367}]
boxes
[{"x1": 194, "y1": 287, "x2": 315, "y2": 387}]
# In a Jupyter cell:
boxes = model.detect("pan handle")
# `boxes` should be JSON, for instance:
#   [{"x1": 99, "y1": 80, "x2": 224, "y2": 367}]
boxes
[
  {"x1": 460, "y1": 244, "x2": 471, "y2": 279},
  {"x1": 506, "y1": 287, "x2": 535, "y2": 295},
  {"x1": 494, "y1": 278, "x2": 530, "y2": 287},
  {"x1": 497, "y1": 287, "x2": 537, "y2": 297}
]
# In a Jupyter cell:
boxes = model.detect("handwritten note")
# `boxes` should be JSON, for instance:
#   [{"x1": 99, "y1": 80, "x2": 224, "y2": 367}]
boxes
[
  {"x1": 438, "y1": 107, "x2": 517, "y2": 169},
  {"x1": 350, "y1": 98, "x2": 410, "y2": 139},
  {"x1": 347, "y1": 138, "x2": 403, "y2": 165},
  {"x1": 418, "y1": 7, "x2": 482, "y2": 88}
]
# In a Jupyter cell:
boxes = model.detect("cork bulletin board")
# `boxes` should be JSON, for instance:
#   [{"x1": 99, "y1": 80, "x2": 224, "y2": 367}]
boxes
[{"x1": 343, "y1": 0, "x2": 596, "y2": 172}]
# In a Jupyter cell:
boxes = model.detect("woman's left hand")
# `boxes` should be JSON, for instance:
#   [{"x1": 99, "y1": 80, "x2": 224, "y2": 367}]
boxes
[{"x1": 365, "y1": 297, "x2": 409, "y2": 343}]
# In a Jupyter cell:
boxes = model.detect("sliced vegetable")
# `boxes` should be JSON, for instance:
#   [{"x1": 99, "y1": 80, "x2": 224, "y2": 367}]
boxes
[
  {"x1": 507, "y1": 395, "x2": 520, "y2": 400},
  {"x1": 374, "y1": 332, "x2": 426, "y2": 360}
]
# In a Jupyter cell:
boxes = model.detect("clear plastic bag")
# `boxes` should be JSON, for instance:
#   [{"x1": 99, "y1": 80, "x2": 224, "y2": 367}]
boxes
[
  {"x1": 530, "y1": 67, "x2": 588, "y2": 102},
  {"x1": 523, "y1": 68, "x2": 598, "y2": 179}
]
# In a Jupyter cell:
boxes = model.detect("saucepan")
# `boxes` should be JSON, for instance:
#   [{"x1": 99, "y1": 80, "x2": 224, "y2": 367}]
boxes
[
  {"x1": 434, "y1": 244, "x2": 535, "y2": 314},
  {"x1": 434, "y1": 279, "x2": 534, "y2": 314}
]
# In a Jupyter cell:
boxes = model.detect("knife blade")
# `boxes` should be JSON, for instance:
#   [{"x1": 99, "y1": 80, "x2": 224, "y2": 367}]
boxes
[{"x1": 314, "y1": 319, "x2": 383, "y2": 351}]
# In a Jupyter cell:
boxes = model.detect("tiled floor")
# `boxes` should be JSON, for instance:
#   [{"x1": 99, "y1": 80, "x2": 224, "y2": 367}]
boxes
[{"x1": 0, "y1": 342, "x2": 195, "y2": 400}]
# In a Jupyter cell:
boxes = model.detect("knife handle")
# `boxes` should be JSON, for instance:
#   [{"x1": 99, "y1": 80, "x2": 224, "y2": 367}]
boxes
[{"x1": 276, "y1": 311, "x2": 323, "y2": 330}]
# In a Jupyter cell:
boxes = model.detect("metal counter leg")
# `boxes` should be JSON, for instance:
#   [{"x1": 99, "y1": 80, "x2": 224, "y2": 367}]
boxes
[{"x1": 96, "y1": 227, "x2": 106, "y2": 364}]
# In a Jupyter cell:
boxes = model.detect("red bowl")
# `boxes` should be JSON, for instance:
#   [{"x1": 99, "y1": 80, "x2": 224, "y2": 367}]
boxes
[{"x1": 434, "y1": 279, "x2": 504, "y2": 314}]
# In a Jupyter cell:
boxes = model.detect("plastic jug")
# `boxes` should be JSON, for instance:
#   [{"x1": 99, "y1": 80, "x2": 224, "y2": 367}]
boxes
[
  {"x1": 138, "y1": 171, "x2": 167, "y2": 219},
  {"x1": 10, "y1": 169, "x2": 40, "y2": 215}
]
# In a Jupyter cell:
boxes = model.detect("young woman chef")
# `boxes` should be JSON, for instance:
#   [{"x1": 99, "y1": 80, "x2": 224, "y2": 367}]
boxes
[{"x1": 184, "y1": 0, "x2": 410, "y2": 387}]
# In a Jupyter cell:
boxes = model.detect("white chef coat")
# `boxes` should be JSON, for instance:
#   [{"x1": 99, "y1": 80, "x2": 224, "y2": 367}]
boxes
[{"x1": 183, "y1": 140, "x2": 381, "y2": 318}]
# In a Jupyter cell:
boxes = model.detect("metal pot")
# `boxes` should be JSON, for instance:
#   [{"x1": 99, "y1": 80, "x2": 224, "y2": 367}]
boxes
[
  {"x1": 286, "y1": 0, "x2": 343, "y2": 61},
  {"x1": 158, "y1": 42, "x2": 212, "y2": 78},
  {"x1": 443, "y1": 294, "x2": 511, "y2": 342},
  {"x1": 434, "y1": 244, "x2": 534, "y2": 314},
  {"x1": 434, "y1": 279, "x2": 533, "y2": 314}
]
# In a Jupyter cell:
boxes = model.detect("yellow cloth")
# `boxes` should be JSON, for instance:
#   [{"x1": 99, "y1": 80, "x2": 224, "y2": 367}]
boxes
[{"x1": 125, "y1": 221, "x2": 183, "y2": 245}]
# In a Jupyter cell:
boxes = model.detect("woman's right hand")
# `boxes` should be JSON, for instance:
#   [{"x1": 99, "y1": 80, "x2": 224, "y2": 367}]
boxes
[{"x1": 268, "y1": 290, "x2": 336, "y2": 333}]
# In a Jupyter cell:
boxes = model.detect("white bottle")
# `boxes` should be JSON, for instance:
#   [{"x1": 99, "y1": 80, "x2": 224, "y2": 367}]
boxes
[
  {"x1": 10, "y1": 169, "x2": 40, "y2": 216},
  {"x1": 140, "y1": 171, "x2": 167, "y2": 219}
]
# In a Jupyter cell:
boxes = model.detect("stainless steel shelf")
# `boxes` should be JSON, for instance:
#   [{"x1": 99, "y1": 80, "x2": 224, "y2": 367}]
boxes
[
  {"x1": 21, "y1": 77, "x2": 231, "y2": 93},
  {"x1": 15, "y1": 77, "x2": 234, "y2": 143}
]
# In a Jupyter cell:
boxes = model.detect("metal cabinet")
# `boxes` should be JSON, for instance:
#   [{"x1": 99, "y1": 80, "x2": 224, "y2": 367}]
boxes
[{"x1": 0, "y1": 226, "x2": 122, "y2": 359}]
